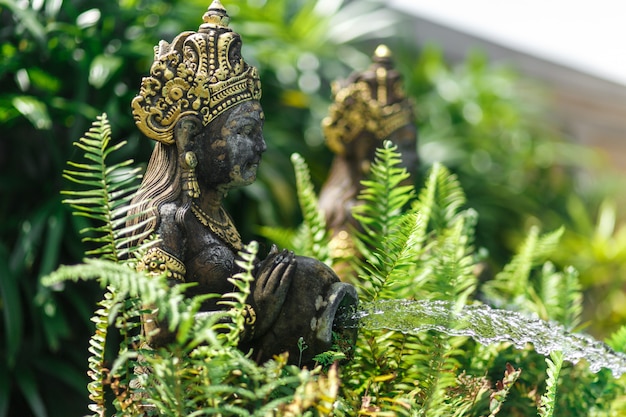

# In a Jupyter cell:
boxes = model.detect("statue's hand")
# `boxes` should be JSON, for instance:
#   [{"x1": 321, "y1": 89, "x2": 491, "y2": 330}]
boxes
[{"x1": 251, "y1": 249, "x2": 295, "y2": 337}]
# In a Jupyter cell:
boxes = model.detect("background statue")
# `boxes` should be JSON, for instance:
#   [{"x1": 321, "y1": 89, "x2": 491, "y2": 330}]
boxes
[
  {"x1": 128, "y1": 0, "x2": 356, "y2": 366},
  {"x1": 319, "y1": 45, "x2": 419, "y2": 276}
]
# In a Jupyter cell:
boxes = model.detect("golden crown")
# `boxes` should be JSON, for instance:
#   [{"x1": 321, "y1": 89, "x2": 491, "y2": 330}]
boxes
[
  {"x1": 131, "y1": 0, "x2": 262, "y2": 145},
  {"x1": 322, "y1": 45, "x2": 415, "y2": 156}
]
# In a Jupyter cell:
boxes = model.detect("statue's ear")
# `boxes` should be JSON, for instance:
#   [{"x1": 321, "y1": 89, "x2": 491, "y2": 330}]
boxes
[{"x1": 174, "y1": 116, "x2": 202, "y2": 150}]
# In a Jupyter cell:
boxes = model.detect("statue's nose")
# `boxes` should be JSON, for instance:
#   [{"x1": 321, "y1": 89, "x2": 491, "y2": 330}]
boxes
[{"x1": 257, "y1": 136, "x2": 267, "y2": 154}]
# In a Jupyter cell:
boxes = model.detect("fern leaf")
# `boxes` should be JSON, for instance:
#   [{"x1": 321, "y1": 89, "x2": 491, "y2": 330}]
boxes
[
  {"x1": 86, "y1": 287, "x2": 118, "y2": 417},
  {"x1": 217, "y1": 241, "x2": 259, "y2": 346},
  {"x1": 418, "y1": 209, "x2": 478, "y2": 306},
  {"x1": 290, "y1": 153, "x2": 331, "y2": 264},
  {"x1": 538, "y1": 351, "x2": 563, "y2": 417},
  {"x1": 353, "y1": 141, "x2": 414, "y2": 249},
  {"x1": 380, "y1": 164, "x2": 476, "y2": 304},
  {"x1": 559, "y1": 266, "x2": 582, "y2": 329},
  {"x1": 607, "y1": 325, "x2": 626, "y2": 352},
  {"x1": 360, "y1": 211, "x2": 424, "y2": 301},
  {"x1": 62, "y1": 113, "x2": 150, "y2": 262},
  {"x1": 533, "y1": 263, "x2": 582, "y2": 329},
  {"x1": 533, "y1": 261, "x2": 561, "y2": 322},
  {"x1": 43, "y1": 259, "x2": 170, "y2": 307},
  {"x1": 483, "y1": 226, "x2": 564, "y2": 306},
  {"x1": 352, "y1": 141, "x2": 415, "y2": 297},
  {"x1": 413, "y1": 162, "x2": 467, "y2": 237},
  {"x1": 413, "y1": 334, "x2": 462, "y2": 416}
]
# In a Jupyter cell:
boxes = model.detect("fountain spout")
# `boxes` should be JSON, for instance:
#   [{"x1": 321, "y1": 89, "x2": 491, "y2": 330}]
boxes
[{"x1": 240, "y1": 257, "x2": 358, "y2": 367}]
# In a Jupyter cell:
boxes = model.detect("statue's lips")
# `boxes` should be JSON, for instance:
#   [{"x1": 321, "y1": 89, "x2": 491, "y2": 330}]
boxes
[{"x1": 244, "y1": 159, "x2": 260, "y2": 171}]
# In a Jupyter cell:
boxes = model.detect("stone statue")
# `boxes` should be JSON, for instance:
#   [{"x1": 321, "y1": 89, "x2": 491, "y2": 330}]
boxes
[
  {"x1": 319, "y1": 45, "x2": 418, "y2": 273},
  {"x1": 128, "y1": 0, "x2": 357, "y2": 366}
]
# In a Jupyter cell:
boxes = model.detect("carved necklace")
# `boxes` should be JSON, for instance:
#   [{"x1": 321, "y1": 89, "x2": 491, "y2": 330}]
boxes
[{"x1": 191, "y1": 202, "x2": 243, "y2": 251}]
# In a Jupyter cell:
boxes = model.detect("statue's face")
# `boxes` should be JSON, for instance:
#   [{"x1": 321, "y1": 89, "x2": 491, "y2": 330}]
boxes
[{"x1": 194, "y1": 100, "x2": 266, "y2": 191}]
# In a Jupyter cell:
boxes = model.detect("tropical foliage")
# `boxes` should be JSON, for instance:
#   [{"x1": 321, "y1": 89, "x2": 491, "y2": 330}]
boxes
[
  {"x1": 277, "y1": 141, "x2": 626, "y2": 416},
  {"x1": 40, "y1": 124, "x2": 626, "y2": 415},
  {"x1": 0, "y1": 0, "x2": 396, "y2": 413},
  {"x1": 2, "y1": 0, "x2": 626, "y2": 415}
]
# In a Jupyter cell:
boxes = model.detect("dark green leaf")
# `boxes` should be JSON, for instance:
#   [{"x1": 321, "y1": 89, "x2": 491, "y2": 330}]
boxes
[{"x1": 0, "y1": 244, "x2": 22, "y2": 368}]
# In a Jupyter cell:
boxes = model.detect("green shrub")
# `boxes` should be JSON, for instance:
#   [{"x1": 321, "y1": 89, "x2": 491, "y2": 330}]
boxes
[
  {"x1": 4, "y1": 1, "x2": 626, "y2": 415},
  {"x1": 42, "y1": 122, "x2": 626, "y2": 416}
]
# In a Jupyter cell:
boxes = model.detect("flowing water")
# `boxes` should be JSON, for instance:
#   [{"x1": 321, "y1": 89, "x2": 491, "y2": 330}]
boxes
[{"x1": 352, "y1": 299, "x2": 626, "y2": 377}]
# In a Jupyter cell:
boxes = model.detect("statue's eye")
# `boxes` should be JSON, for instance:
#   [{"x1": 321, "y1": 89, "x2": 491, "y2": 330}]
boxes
[{"x1": 239, "y1": 125, "x2": 252, "y2": 136}]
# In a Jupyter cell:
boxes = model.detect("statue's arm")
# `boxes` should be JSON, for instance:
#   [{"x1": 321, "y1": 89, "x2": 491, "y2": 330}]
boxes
[
  {"x1": 136, "y1": 203, "x2": 186, "y2": 346},
  {"x1": 138, "y1": 203, "x2": 186, "y2": 283}
]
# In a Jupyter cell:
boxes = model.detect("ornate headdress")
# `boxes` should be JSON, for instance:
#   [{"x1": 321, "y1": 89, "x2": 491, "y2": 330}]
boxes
[
  {"x1": 322, "y1": 45, "x2": 415, "y2": 156},
  {"x1": 132, "y1": 0, "x2": 262, "y2": 145}
]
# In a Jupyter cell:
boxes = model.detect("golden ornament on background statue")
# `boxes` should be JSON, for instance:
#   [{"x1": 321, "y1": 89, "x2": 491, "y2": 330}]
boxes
[{"x1": 319, "y1": 45, "x2": 419, "y2": 278}]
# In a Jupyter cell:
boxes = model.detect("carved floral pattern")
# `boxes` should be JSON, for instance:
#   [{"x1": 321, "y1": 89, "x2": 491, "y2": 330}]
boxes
[{"x1": 131, "y1": 20, "x2": 261, "y2": 145}]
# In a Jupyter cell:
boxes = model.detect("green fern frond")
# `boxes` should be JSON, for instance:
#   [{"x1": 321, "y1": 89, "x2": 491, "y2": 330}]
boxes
[
  {"x1": 217, "y1": 241, "x2": 259, "y2": 347},
  {"x1": 139, "y1": 343, "x2": 330, "y2": 415},
  {"x1": 43, "y1": 259, "x2": 162, "y2": 298},
  {"x1": 413, "y1": 334, "x2": 463, "y2": 416},
  {"x1": 419, "y1": 209, "x2": 478, "y2": 306},
  {"x1": 62, "y1": 113, "x2": 153, "y2": 261},
  {"x1": 86, "y1": 287, "x2": 116, "y2": 417},
  {"x1": 353, "y1": 141, "x2": 414, "y2": 250},
  {"x1": 534, "y1": 262, "x2": 562, "y2": 322},
  {"x1": 533, "y1": 263, "x2": 583, "y2": 329},
  {"x1": 290, "y1": 153, "x2": 331, "y2": 264},
  {"x1": 42, "y1": 259, "x2": 207, "y2": 339},
  {"x1": 352, "y1": 141, "x2": 416, "y2": 299},
  {"x1": 344, "y1": 153, "x2": 481, "y2": 413},
  {"x1": 343, "y1": 329, "x2": 412, "y2": 411},
  {"x1": 558, "y1": 266, "x2": 583, "y2": 330},
  {"x1": 538, "y1": 351, "x2": 563, "y2": 417},
  {"x1": 607, "y1": 325, "x2": 626, "y2": 353},
  {"x1": 359, "y1": 211, "x2": 424, "y2": 301},
  {"x1": 413, "y1": 162, "x2": 467, "y2": 237},
  {"x1": 112, "y1": 296, "x2": 143, "y2": 404},
  {"x1": 385, "y1": 165, "x2": 477, "y2": 304},
  {"x1": 483, "y1": 226, "x2": 564, "y2": 306}
]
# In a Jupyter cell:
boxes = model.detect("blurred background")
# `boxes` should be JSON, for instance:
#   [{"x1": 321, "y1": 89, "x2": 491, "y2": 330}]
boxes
[{"x1": 1, "y1": 0, "x2": 625, "y2": 415}]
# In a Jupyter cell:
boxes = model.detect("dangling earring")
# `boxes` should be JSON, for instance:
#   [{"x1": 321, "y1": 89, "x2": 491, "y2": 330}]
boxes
[{"x1": 182, "y1": 151, "x2": 200, "y2": 198}]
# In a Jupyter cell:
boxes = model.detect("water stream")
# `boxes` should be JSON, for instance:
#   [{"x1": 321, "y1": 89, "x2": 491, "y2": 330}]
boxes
[{"x1": 352, "y1": 299, "x2": 626, "y2": 377}]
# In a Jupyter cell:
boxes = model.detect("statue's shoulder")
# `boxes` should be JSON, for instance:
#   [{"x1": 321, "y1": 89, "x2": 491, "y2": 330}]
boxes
[
  {"x1": 154, "y1": 201, "x2": 186, "y2": 257},
  {"x1": 158, "y1": 201, "x2": 181, "y2": 223}
]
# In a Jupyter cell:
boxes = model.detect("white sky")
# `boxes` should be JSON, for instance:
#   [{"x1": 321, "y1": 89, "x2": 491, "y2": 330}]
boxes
[{"x1": 389, "y1": 0, "x2": 626, "y2": 86}]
